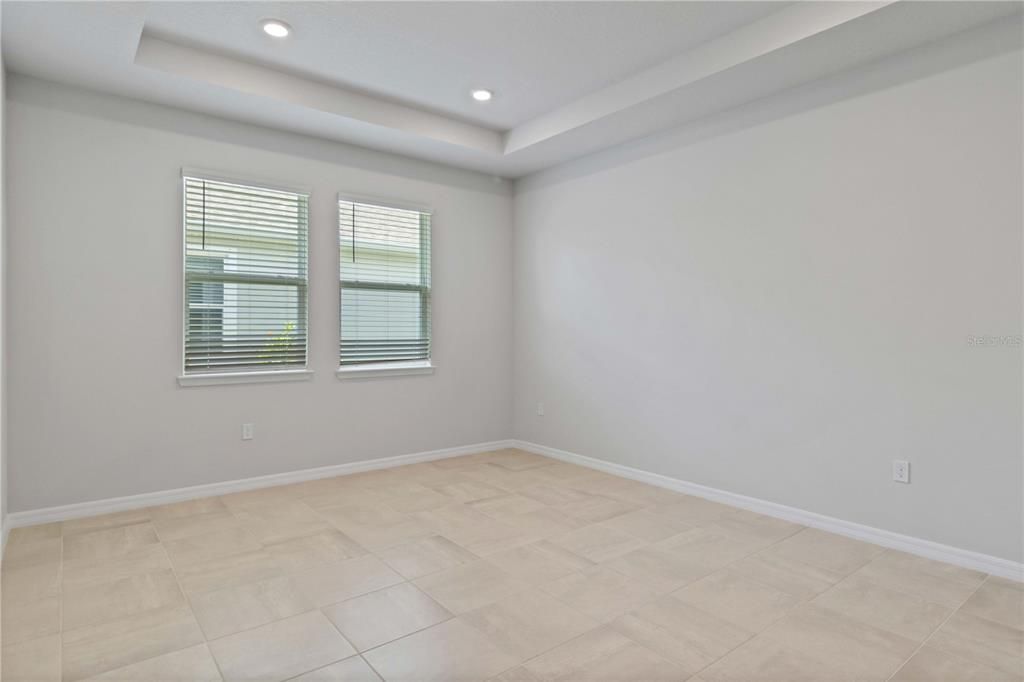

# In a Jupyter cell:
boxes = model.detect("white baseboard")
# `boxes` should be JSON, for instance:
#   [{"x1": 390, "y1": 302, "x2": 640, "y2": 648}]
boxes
[
  {"x1": 513, "y1": 440, "x2": 1023, "y2": 582},
  {"x1": 8, "y1": 436, "x2": 1020, "y2": 582},
  {"x1": 5, "y1": 439, "x2": 516, "y2": 530}
]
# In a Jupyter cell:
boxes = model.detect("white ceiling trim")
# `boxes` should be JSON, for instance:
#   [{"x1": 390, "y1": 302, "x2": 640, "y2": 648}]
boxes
[
  {"x1": 6, "y1": 1, "x2": 1021, "y2": 177},
  {"x1": 503, "y1": 1, "x2": 892, "y2": 154},
  {"x1": 135, "y1": 33, "x2": 503, "y2": 155}
]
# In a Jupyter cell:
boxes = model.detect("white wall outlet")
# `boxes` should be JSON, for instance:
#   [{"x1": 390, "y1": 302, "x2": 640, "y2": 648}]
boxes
[
  {"x1": 536, "y1": 402, "x2": 545, "y2": 416},
  {"x1": 892, "y1": 460, "x2": 910, "y2": 483},
  {"x1": 241, "y1": 423, "x2": 254, "y2": 441}
]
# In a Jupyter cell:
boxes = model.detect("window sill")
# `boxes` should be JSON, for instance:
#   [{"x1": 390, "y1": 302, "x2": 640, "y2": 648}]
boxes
[
  {"x1": 336, "y1": 361, "x2": 434, "y2": 380},
  {"x1": 178, "y1": 369, "x2": 314, "y2": 387}
]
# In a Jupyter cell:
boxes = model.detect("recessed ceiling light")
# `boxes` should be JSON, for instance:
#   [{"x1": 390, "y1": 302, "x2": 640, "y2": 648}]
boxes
[
  {"x1": 471, "y1": 89, "x2": 493, "y2": 102},
  {"x1": 261, "y1": 19, "x2": 291, "y2": 38}
]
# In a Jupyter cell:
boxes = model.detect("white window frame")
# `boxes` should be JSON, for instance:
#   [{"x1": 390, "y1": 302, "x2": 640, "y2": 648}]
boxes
[
  {"x1": 336, "y1": 193, "x2": 434, "y2": 380},
  {"x1": 178, "y1": 169, "x2": 314, "y2": 387}
]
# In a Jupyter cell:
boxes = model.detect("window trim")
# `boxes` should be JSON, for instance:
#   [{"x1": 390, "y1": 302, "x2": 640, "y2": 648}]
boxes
[
  {"x1": 337, "y1": 192, "x2": 433, "y2": 374},
  {"x1": 336, "y1": 360, "x2": 434, "y2": 380},
  {"x1": 179, "y1": 169, "x2": 313, "y2": 383},
  {"x1": 178, "y1": 369, "x2": 314, "y2": 387}
]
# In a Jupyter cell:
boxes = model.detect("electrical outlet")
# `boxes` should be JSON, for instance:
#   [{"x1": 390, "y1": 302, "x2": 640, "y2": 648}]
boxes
[
  {"x1": 536, "y1": 402, "x2": 545, "y2": 416},
  {"x1": 892, "y1": 460, "x2": 909, "y2": 484},
  {"x1": 242, "y1": 423, "x2": 254, "y2": 441}
]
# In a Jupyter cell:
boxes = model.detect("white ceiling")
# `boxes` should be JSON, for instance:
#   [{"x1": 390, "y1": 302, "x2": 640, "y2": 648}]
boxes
[{"x1": 3, "y1": 1, "x2": 1020, "y2": 178}]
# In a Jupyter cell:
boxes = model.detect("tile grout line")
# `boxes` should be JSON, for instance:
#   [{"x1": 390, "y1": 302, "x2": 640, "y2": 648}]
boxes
[
  {"x1": 883, "y1": 574, "x2": 991, "y2": 682},
  {"x1": 149, "y1": 517, "x2": 228, "y2": 681},
  {"x1": 11, "y1": 452, "x2": 1009, "y2": 682}
]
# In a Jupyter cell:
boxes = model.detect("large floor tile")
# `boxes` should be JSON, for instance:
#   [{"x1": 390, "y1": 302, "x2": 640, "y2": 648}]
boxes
[
  {"x1": 726, "y1": 550, "x2": 843, "y2": 600},
  {"x1": 62, "y1": 604, "x2": 205, "y2": 681},
  {"x1": 649, "y1": 495, "x2": 739, "y2": 525},
  {"x1": 290, "y1": 656, "x2": 382, "y2": 681},
  {"x1": 80, "y1": 643, "x2": 222, "y2": 681},
  {"x1": 2, "y1": 634, "x2": 61, "y2": 682},
  {"x1": 1, "y1": 594, "x2": 61, "y2": 646},
  {"x1": 265, "y1": 529, "x2": 367, "y2": 572},
  {"x1": 853, "y1": 550, "x2": 987, "y2": 608},
  {"x1": 6, "y1": 522, "x2": 61, "y2": 545},
  {"x1": 176, "y1": 549, "x2": 285, "y2": 596},
  {"x1": 63, "y1": 568, "x2": 186, "y2": 631},
  {"x1": 891, "y1": 644, "x2": 1020, "y2": 682},
  {"x1": 152, "y1": 510, "x2": 242, "y2": 542},
  {"x1": 461, "y1": 589, "x2": 598, "y2": 660},
  {"x1": 63, "y1": 522, "x2": 161, "y2": 563},
  {"x1": 63, "y1": 544, "x2": 173, "y2": 589},
  {"x1": 596, "y1": 508, "x2": 693, "y2": 542},
  {"x1": 233, "y1": 500, "x2": 333, "y2": 544},
  {"x1": 468, "y1": 493, "x2": 547, "y2": 519},
  {"x1": 377, "y1": 482, "x2": 454, "y2": 513},
  {"x1": 759, "y1": 528, "x2": 885, "y2": 576},
  {"x1": 759, "y1": 604, "x2": 919, "y2": 679},
  {"x1": 209, "y1": 610, "x2": 355, "y2": 682},
  {"x1": 541, "y1": 566, "x2": 663, "y2": 623},
  {"x1": 547, "y1": 524, "x2": 647, "y2": 563},
  {"x1": 649, "y1": 527, "x2": 762, "y2": 577},
  {"x1": 486, "y1": 450, "x2": 555, "y2": 472},
  {"x1": 322, "y1": 503, "x2": 434, "y2": 550},
  {"x1": 488, "y1": 667, "x2": 544, "y2": 682},
  {"x1": 427, "y1": 474, "x2": 508, "y2": 503},
  {"x1": 189, "y1": 574, "x2": 315, "y2": 639},
  {"x1": 699, "y1": 635, "x2": 842, "y2": 682},
  {"x1": 487, "y1": 541, "x2": 593, "y2": 584},
  {"x1": 362, "y1": 618, "x2": 520, "y2": 682},
  {"x1": 324, "y1": 582, "x2": 452, "y2": 651},
  {"x1": 927, "y1": 611, "x2": 1024, "y2": 676},
  {"x1": 521, "y1": 626, "x2": 684, "y2": 682},
  {"x1": 555, "y1": 495, "x2": 637, "y2": 525},
  {"x1": 1, "y1": 561, "x2": 61, "y2": 605},
  {"x1": 672, "y1": 567, "x2": 803, "y2": 634},
  {"x1": 611, "y1": 598, "x2": 751, "y2": 676},
  {"x1": 376, "y1": 534, "x2": 479, "y2": 579},
  {"x1": 811, "y1": 573, "x2": 951, "y2": 641},
  {"x1": 414, "y1": 560, "x2": 528, "y2": 614},
  {"x1": 292, "y1": 554, "x2": 404, "y2": 607},
  {"x1": 2, "y1": 536, "x2": 61, "y2": 569},
  {"x1": 163, "y1": 527, "x2": 263, "y2": 569},
  {"x1": 62, "y1": 510, "x2": 152, "y2": 536},
  {"x1": 604, "y1": 544, "x2": 711, "y2": 591},
  {"x1": 957, "y1": 576, "x2": 1023, "y2": 630},
  {"x1": 705, "y1": 511, "x2": 803, "y2": 550}
]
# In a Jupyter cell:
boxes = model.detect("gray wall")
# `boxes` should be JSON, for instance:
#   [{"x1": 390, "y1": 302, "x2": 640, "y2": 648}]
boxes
[
  {"x1": 6, "y1": 76, "x2": 513, "y2": 511},
  {"x1": 512, "y1": 29, "x2": 1023, "y2": 562}
]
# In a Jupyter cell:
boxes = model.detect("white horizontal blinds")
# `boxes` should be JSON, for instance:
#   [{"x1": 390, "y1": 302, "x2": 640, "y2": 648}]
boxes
[
  {"x1": 184, "y1": 176, "x2": 309, "y2": 373},
  {"x1": 339, "y1": 200, "x2": 431, "y2": 365}
]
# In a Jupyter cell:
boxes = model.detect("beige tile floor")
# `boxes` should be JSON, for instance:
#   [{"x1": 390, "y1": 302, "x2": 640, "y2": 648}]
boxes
[{"x1": 1, "y1": 448, "x2": 1020, "y2": 681}]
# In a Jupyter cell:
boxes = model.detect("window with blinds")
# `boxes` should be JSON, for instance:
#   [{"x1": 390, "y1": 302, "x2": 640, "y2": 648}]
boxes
[
  {"x1": 184, "y1": 176, "x2": 309, "y2": 374},
  {"x1": 339, "y1": 199, "x2": 431, "y2": 366}
]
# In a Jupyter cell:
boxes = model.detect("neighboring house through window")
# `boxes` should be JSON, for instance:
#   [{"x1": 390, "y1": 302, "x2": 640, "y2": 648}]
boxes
[
  {"x1": 183, "y1": 175, "x2": 309, "y2": 376},
  {"x1": 338, "y1": 198, "x2": 432, "y2": 368}
]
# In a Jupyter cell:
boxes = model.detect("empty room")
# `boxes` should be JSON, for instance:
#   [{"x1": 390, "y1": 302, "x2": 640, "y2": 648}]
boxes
[{"x1": 0, "y1": 1, "x2": 1021, "y2": 680}]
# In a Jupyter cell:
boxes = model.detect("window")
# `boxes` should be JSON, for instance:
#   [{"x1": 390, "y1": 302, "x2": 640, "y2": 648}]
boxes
[
  {"x1": 338, "y1": 198, "x2": 432, "y2": 370},
  {"x1": 183, "y1": 175, "x2": 309, "y2": 377}
]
